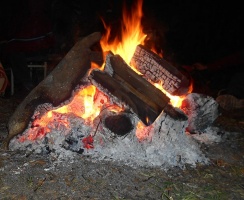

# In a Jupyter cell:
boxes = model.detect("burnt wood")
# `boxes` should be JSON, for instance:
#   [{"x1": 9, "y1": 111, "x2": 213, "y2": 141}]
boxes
[
  {"x1": 91, "y1": 54, "x2": 170, "y2": 126},
  {"x1": 1, "y1": 32, "x2": 102, "y2": 150},
  {"x1": 181, "y1": 93, "x2": 219, "y2": 134},
  {"x1": 164, "y1": 104, "x2": 188, "y2": 121},
  {"x1": 130, "y1": 45, "x2": 191, "y2": 96},
  {"x1": 104, "y1": 114, "x2": 133, "y2": 136}
]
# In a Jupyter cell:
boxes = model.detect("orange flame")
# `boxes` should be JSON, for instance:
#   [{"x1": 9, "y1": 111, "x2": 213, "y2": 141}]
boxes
[
  {"x1": 153, "y1": 81, "x2": 185, "y2": 108},
  {"x1": 21, "y1": 86, "x2": 110, "y2": 141},
  {"x1": 100, "y1": 0, "x2": 146, "y2": 66},
  {"x1": 100, "y1": 0, "x2": 188, "y2": 108}
]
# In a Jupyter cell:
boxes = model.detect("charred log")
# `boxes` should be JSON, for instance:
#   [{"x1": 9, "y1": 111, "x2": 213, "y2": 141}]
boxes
[
  {"x1": 91, "y1": 54, "x2": 170, "y2": 126},
  {"x1": 130, "y1": 45, "x2": 191, "y2": 96},
  {"x1": 1, "y1": 32, "x2": 102, "y2": 150},
  {"x1": 164, "y1": 104, "x2": 188, "y2": 121}
]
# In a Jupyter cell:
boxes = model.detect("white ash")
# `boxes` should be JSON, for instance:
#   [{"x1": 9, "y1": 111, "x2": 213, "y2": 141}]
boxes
[
  {"x1": 103, "y1": 52, "x2": 114, "y2": 76},
  {"x1": 190, "y1": 126, "x2": 231, "y2": 144},
  {"x1": 181, "y1": 93, "x2": 219, "y2": 134},
  {"x1": 9, "y1": 108, "x2": 209, "y2": 170}
]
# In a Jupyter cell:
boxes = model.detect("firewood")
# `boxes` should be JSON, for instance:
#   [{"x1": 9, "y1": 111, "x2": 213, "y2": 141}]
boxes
[
  {"x1": 1, "y1": 32, "x2": 102, "y2": 150},
  {"x1": 91, "y1": 54, "x2": 170, "y2": 126},
  {"x1": 130, "y1": 45, "x2": 191, "y2": 96},
  {"x1": 110, "y1": 55, "x2": 170, "y2": 106}
]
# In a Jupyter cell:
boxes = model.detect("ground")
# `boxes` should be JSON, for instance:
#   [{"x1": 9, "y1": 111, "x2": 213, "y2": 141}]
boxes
[{"x1": 0, "y1": 89, "x2": 244, "y2": 200}]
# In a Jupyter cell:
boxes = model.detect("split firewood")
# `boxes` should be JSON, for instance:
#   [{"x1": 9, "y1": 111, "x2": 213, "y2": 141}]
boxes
[
  {"x1": 91, "y1": 54, "x2": 187, "y2": 125},
  {"x1": 1, "y1": 32, "x2": 102, "y2": 150},
  {"x1": 130, "y1": 44, "x2": 191, "y2": 96},
  {"x1": 91, "y1": 54, "x2": 170, "y2": 125},
  {"x1": 91, "y1": 69, "x2": 163, "y2": 126}
]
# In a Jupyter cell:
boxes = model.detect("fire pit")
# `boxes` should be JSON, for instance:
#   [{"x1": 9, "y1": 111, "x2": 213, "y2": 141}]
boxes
[{"x1": 2, "y1": 0, "x2": 222, "y2": 169}]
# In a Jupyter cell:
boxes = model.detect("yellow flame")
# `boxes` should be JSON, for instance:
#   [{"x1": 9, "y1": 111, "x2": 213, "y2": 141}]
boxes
[
  {"x1": 100, "y1": 0, "x2": 187, "y2": 108},
  {"x1": 100, "y1": 0, "x2": 146, "y2": 66},
  {"x1": 33, "y1": 85, "x2": 106, "y2": 128},
  {"x1": 153, "y1": 82, "x2": 184, "y2": 108},
  {"x1": 80, "y1": 85, "x2": 99, "y2": 119}
]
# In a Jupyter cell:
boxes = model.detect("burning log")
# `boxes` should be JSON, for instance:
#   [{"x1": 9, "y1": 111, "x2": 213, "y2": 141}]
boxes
[
  {"x1": 1, "y1": 32, "x2": 102, "y2": 150},
  {"x1": 91, "y1": 54, "x2": 187, "y2": 126},
  {"x1": 91, "y1": 54, "x2": 170, "y2": 125},
  {"x1": 130, "y1": 45, "x2": 191, "y2": 96}
]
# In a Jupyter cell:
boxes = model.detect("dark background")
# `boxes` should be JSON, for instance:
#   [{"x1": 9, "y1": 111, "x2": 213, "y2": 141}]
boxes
[{"x1": 0, "y1": 0, "x2": 243, "y2": 97}]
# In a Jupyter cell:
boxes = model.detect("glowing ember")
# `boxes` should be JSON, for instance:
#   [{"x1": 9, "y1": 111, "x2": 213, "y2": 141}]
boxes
[
  {"x1": 82, "y1": 135, "x2": 94, "y2": 149},
  {"x1": 135, "y1": 121, "x2": 153, "y2": 142},
  {"x1": 20, "y1": 86, "x2": 109, "y2": 141}
]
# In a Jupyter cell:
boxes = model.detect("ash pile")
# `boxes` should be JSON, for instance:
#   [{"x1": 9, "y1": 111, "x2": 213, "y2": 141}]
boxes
[{"x1": 8, "y1": 48, "x2": 224, "y2": 170}]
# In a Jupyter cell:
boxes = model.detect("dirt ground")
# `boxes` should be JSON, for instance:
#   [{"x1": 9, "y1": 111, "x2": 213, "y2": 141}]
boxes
[{"x1": 0, "y1": 89, "x2": 244, "y2": 200}]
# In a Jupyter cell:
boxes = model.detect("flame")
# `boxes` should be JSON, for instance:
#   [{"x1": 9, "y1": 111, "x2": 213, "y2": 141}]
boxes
[
  {"x1": 100, "y1": 0, "x2": 146, "y2": 66},
  {"x1": 88, "y1": 62, "x2": 104, "y2": 75},
  {"x1": 49, "y1": 85, "x2": 105, "y2": 122},
  {"x1": 80, "y1": 85, "x2": 99, "y2": 119},
  {"x1": 21, "y1": 85, "x2": 109, "y2": 141},
  {"x1": 153, "y1": 81, "x2": 185, "y2": 108},
  {"x1": 99, "y1": 0, "x2": 189, "y2": 108}
]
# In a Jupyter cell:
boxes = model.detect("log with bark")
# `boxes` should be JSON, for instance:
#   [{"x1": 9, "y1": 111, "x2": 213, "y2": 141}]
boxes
[{"x1": 1, "y1": 32, "x2": 102, "y2": 150}]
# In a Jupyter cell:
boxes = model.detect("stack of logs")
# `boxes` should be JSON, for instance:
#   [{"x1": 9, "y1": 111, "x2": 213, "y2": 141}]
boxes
[
  {"x1": 2, "y1": 32, "x2": 191, "y2": 149},
  {"x1": 91, "y1": 44, "x2": 190, "y2": 126}
]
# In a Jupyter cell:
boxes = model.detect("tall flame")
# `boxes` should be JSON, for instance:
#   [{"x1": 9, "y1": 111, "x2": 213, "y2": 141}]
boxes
[
  {"x1": 100, "y1": 0, "x2": 146, "y2": 66},
  {"x1": 100, "y1": 0, "x2": 187, "y2": 108}
]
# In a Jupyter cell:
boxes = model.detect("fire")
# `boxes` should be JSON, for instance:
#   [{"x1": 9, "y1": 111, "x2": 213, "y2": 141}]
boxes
[
  {"x1": 135, "y1": 121, "x2": 153, "y2": 142},
  {"x1": 79, "y1": 85, "x2": 99, "y2": 119},
  {"x1": 48, "y1": 85, "x2": 106, "y2": 122},
  {"x1": 21, "y1": 86, "x2": 109, "y2": 141},
  {"x1": 100, "y1": 0, "x2": 186, "y2": 108},
  {"x1": 21, "y1": 0, "x2": 190, "y2": 144},
  {"x1": 153, "y1": 81, "x2": 185, "y2": 108},
  {"x1": 100, "y1": 0, "x2": 146, "y2": 66}
]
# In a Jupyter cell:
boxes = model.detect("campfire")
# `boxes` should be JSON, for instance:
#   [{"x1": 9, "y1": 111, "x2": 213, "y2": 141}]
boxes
[{"x1": 3, "y1": 0, "x2": 221, "y2": 169}]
